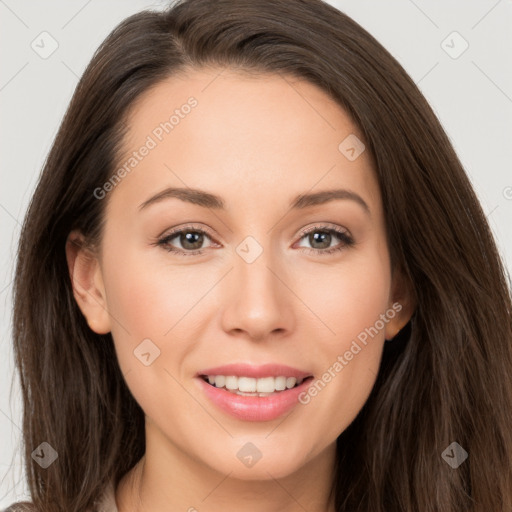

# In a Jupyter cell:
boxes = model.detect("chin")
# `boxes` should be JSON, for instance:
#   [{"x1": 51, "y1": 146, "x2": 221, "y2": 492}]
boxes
[{"x1": 201, "y1": 440, "x2": 312, "y2": 481}]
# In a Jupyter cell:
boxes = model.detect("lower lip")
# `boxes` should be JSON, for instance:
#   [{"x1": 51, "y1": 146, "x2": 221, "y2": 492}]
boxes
[{"x1": 197, "y1": 376, "x2": 314, "y2": 422}]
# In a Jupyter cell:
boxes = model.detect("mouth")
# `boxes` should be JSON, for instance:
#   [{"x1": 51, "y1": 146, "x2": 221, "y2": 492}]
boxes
[
  {"x1": 199, "y1": 374, "x2": 312, "y2": 397},
  {"x1": 195, "y1": 363, "x2": 315, "y2": 421}
]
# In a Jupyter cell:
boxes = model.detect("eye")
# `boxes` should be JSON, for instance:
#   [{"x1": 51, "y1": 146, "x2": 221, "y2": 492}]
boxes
[
  {"x1": 152, "y1": 223, "x2": 355, "y2": 257},
  {"x1": 153, "y1": 224, "x2": 217, "y2": 256},
  {"x1": 294, "y1": 224, "x2": 355, "y2": 256}
]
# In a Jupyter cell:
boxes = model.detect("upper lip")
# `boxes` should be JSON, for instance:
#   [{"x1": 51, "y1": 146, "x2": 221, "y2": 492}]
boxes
[{"x1": 197, "y1": 363, "x2": 313, "y2": 380}]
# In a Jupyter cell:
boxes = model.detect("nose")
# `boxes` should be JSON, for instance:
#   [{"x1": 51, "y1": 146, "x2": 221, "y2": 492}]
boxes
[{"x1": 220, "y1": 248, "x2": 295, "y2": 342}]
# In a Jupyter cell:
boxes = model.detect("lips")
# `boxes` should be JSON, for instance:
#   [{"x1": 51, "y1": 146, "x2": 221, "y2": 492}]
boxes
[{"x1": 195, "y1": 363, "x2": 315, "y2": 421}]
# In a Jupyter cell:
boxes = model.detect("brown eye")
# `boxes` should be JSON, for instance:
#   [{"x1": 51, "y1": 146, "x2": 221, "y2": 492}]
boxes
[
  {"x1": 174, "y1": 231, "x2": 205, "y2": 250},
  {"x1": 156, "y1": 227, "x2": 216, "y2": 256},
  {"x1": 295, "y1": 225, "x2": 355, "y2": 256},
  {"x1": 306, "y1": 230, "x2": 333, "y2": 249}
]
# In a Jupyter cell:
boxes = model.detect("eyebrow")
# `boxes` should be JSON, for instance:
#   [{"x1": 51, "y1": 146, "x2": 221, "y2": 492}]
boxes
[{"x1": 138, "y1": 186, "x2": 370, "y2": 215}]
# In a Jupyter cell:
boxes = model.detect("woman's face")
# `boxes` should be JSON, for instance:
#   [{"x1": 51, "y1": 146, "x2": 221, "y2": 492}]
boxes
[{"x1": 68, "y1": 68, "x2": 412, "y2": 481}]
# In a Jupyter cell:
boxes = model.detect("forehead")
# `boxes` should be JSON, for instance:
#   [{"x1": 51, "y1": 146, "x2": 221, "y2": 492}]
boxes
[{"x1": 109, "y1": 67, "x2": 380, "y2": 216}]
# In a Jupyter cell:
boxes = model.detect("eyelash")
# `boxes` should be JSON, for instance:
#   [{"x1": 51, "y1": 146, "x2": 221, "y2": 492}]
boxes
[{"x1": 152, "y1": 223, "x2": 355, "y2": 257}]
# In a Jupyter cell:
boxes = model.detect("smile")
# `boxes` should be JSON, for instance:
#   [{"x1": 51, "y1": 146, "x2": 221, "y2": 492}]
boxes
[{"x1": 201, "y1": 375, "x2": 305, "y2": 396}]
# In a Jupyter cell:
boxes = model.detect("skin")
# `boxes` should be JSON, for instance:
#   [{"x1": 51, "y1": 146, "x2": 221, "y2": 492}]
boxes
[{"x1": 66, "y1": 68, "x2": 414, "y2": 512}]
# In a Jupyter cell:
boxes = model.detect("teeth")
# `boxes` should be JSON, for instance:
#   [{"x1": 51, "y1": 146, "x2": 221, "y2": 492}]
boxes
[
  {"x1": 256, "y1": 377, "x2": 274, "y2": 393},
  {"x1": 239, "y1": 377, "x2": 257, "y2": 392},
  {"x1": 225, "y1": 376, "x2": 238, "y2": 390},
  {"x1": 286, "y1": 377, "x2": 297, "y2": 389},
  {"x1": 203, "y1": 375, "x2": 305, "y2": 393},
  {"x1": 275, "y1": 376, "x2": 287, "y2": 391}
]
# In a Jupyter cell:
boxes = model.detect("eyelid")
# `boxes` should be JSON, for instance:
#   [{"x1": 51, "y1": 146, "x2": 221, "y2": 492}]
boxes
[
  {"x1": 160, "y1": 222, "x2": 350, "y2": 242},
  {"x1": 159, "y1": 223, "x2": 218, "y2": 241},
  {"x1": 295, "y1": 222, "x2": 351, "y2": 239}
]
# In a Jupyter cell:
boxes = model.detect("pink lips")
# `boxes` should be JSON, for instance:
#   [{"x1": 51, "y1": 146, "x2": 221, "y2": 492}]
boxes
[{"x1": 196, "y1": 363, "x2": 314, "y2": 422}]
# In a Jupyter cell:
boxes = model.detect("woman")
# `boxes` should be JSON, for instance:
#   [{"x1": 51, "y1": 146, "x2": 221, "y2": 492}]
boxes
[{"x1": 7, "y1": 0, "x2": 512, "y2": 510}]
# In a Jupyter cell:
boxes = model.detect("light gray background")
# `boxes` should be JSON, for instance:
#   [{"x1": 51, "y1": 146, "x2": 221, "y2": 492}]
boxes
[{"x1": 1, "y1": 0, "x2": 511, "y2": 506}]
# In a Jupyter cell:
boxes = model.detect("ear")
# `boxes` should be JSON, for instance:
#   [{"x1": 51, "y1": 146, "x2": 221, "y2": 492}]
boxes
[
  {"x1": 65, "y1": 230, "x2": 111, "y2": 334},
  {"x1": 384, "y1": 265, "x2": 416, "y2": 341}
]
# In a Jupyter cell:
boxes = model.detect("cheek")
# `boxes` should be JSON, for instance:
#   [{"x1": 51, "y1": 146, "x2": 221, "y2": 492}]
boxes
[
  {"x1": 100, "y1": 242, "x2": 217, "y2": 378},
  {"x1": 297, "y1": 250, "x2": 391, "y2": 350},
  {"x1": 292, "y1": 251, "x2": 391, "y2": 437},
  {"x1": 101, "y1": 242, "x2": 200, "y2": 334},
  {"x1": 100, "y1": 247, "x2": 205, "y2": 419}
]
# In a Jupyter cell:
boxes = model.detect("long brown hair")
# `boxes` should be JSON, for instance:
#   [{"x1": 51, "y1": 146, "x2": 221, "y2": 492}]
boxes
[{"x1": 11, "y1": 0, "x2": 512, "y2": 510}]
